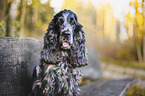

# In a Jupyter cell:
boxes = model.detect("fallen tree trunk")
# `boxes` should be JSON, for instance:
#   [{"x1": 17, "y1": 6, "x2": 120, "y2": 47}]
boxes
[{"x1": 0, "y1": 37, "x2": 42, "y2": 96}]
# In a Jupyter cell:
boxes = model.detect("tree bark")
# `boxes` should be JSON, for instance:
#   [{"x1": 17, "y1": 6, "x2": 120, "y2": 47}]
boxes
[
  {"x1": 0, "y1": 0, "x2": 7, "y2": 21},
  {"x1": 19, "y1": 0, "x2": 26, "y2": 37},
  {"x1": 143, "y1": 36, "x2": 145, "y2": 62},
  {"x1": 136, "y1": 43, "x2": 143, "y2": 63},
  {"x1": 135, "y1": 0, "x2": 143, "y2": 63},
  {"x1": 142, "y1": 0, "x2": 145, "y2": 63},
  {"x1": 6, "y1": 0, "x2": 18, "y2": 37},
  {"x1": 32, "y1": 0, "x2": 39, "y2": 24}
]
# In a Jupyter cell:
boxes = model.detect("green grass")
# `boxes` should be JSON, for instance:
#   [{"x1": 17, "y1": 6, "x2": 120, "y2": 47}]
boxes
[
  {"x1": 100, "y1": 58, "x2": 145, "y2": 71},
  {"x1": 126, "y1": 85, "x2": 145, "y2": 96}
]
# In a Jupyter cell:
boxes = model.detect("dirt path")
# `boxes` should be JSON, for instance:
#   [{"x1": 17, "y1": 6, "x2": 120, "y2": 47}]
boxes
[{"x1": 101, "y1": 62, "x2": 145, "y2": 88}]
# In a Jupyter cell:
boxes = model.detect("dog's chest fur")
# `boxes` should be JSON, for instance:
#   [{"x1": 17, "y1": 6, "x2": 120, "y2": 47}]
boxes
[{"x1": 32, "y1": 57, "x2": 81, "y2": 96}]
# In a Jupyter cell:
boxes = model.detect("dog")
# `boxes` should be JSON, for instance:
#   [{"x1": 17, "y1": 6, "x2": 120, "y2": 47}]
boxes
[{"x1": 31, "y1": 9, "x2": 88, "y2": 96}]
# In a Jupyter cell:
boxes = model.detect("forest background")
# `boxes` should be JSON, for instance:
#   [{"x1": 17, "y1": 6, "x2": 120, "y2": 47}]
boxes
[{"x1": 0, "y1": 0, "x2": 145, "y2": 67}]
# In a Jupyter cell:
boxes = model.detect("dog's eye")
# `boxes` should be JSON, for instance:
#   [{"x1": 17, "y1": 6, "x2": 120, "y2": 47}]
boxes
[
  {"x1": 70, "y1": 18, "x2": 75, "y2": 25},
  {"x1": 60, "y1": 19, "x2": 64, "y2": 24},
  {"x1": 57, "y1": 18, "x2": 64, "y2": 25},
  {"x1": 71, "y1": 21, "x2": 75, "y2": 25}
]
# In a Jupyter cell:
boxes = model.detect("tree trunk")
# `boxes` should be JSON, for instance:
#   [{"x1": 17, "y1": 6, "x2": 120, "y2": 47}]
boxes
[
  {"x1": 142, "y1": 0, "x2": 145, "y2": 63},
  {"x1": 0, "y1": 0, "x2": 7, "y2": 21},
  {"x1": 143, "y1": 36, "x2": 145, "y2": 62},
  {"x1": 32, "y1": 0, "x2": 39, "y2": 24},
  {"x1": 136, "y1": 43, "x2": 143, "y2": 63},
  {"x1": 19, "y1": 0, "x2": 26, "y2": 37},
  {"x1": 6, "y1": 0, "x2": 18, "y2": 37}
]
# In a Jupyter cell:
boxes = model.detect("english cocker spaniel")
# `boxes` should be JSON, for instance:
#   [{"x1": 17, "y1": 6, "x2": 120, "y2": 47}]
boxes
[{"x1": 31, "y1": 9, "x2": 88, "y2": 96}]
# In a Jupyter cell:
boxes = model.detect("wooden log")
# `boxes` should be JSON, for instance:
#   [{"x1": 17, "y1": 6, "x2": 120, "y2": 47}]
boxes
[{"x1": 0, "y1": 37, "x2": 42, "y2": 96}]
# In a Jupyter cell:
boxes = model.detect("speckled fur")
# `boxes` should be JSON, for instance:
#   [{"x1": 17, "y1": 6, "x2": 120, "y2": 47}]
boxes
[{"x1": 31, "y1": 9, "x2": 88, "y2": 96}]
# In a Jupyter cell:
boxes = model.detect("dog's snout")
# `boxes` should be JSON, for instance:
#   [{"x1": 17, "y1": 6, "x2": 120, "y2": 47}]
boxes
[{"x1": 63, "y1": 31, "x2": 71, "y2": 35}]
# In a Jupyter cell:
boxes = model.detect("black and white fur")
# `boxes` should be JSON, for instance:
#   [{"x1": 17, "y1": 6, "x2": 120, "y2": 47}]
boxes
[{"x1": 31, "y1": 9, "x2": 88, "y2": 96}]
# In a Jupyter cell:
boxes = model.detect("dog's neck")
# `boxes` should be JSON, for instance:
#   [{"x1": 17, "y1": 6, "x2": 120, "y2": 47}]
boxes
[{"x1": 42, "y1": 51, "x2": 70, "y2": 68}]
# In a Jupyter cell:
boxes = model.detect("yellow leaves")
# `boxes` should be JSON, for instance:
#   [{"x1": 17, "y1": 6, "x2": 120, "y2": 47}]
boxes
[
  {"x1": 11, "y1": 20, "x2": 20, "y2": 28},
  {"x1": 0, "y1": 21, "x2": 6, "y2": 27},
  {"x1": 136, "y1": 12, "x2": 143, "y2": 26},
  {"x1": 135, "y1": 0, "x2": 141, "y2": 9},
  {"x1": 127, "y1": 0, "x2": 144, "y2": 41},
  {"x1": 62, "y1": 0, "x2": 80, "y2": 10},
  {"x1": 8, "y1": 0, "x2": 12, "y2": 3},
  {"x1": 135, "y1": 13, "x2": 143, "y2": 42},
  {"x1": 126, "y1": 12, "x2": 134, "y2": 21},
  {"x1": 126, "y1": 85, "x2": 145, "y2": 96},
  {"x1": 129, "y1": 1, "x2": 134, "y2": 6}
]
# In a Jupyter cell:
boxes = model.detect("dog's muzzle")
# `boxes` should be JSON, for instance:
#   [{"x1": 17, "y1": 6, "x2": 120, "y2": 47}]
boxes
[
  {"x1": 61, "y1": 30, "x2": 73, "y2": 50},
  {"x1": 60, "y1": 23, "x2": 74, "y2": 50}
]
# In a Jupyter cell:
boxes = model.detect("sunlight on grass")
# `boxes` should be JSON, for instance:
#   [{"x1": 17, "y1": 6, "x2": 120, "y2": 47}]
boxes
[
  {"x1": 100, "y1": 58, "x2": 145, "y2": 71},
  {"x1": 126, "y1": 85, "x2": 145, "y2": 96}
]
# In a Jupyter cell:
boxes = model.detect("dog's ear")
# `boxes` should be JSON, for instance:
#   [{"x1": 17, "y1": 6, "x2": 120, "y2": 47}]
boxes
[
  {"x1": 71, "y1": 23, "x2": 88, "y2": 68},
  {"x1": 75, "y1": 22, "x2": 83, "y2": 32},
  {"x1": 44, "y1": 19, "x2": 57, "y2": 46},
  {"x1": 41, "y1": 19, "x2": 62, "y2": 64}
]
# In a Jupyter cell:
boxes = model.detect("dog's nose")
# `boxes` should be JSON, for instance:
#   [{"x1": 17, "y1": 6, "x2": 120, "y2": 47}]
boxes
[{"x1": 63, "y1": 31, "x2": 71, "y2": 35}]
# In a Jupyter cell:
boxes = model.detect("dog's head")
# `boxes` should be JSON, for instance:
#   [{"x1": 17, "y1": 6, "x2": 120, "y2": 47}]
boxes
[
  {"x1": 41, "y1": 9, "x2": 88, "y2": 68},
  {"x1": 53, "y1": 9, "x2": 82, "y2": 50}
]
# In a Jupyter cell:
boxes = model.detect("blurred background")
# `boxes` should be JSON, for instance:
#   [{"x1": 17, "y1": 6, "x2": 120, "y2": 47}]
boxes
[{"x1": 0, "y1": 0, "x2": 145, "y2": 95}]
